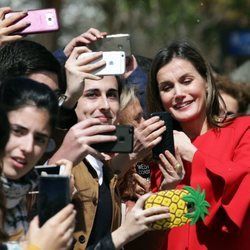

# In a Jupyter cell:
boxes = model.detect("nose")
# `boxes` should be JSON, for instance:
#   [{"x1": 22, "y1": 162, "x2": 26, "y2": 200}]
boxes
[
  {"x1": 20, "y1": 135, "x2": 34, "y2": 154},
  {"x1": 99, "y1": 95, "x2": 110, "y2": 110},
  {"x1": 173, "y1": 84, "x2": 185, "y2": 99},
  {"x1": 174, "y1": 84, "x2": 182, "y2": 95}
]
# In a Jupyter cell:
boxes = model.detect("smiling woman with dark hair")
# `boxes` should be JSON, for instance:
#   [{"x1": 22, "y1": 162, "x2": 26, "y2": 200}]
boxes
[{"x1": 147, "y1": 41, "x2": 250, "y2": 250}]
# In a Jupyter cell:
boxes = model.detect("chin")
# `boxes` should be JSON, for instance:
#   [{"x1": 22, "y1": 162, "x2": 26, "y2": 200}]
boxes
[
  {"x1": 172, "y1": 113, "x2": 198, "y2": 123},
  {"x1": 4, "y1": 172, "x2": 20, "y2": 180}
]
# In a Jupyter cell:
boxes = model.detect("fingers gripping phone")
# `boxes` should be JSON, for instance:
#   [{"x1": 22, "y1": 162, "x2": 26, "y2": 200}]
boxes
[
  {"x1": 150, "y1": 112, "x2": 175, "y2": 159},
  {"x1": 5, "y1": 8, "x2": 59, "y2": 35},
  {"x1": 78, "y1": 51, "x2": 126, "y2": 75},
  {"x1": 38, "y1": 176, "x2": 70, "y2": 226},
  {"x1": 91, "y1": 125, "x2": 134, "y2": 153},
  {"x1": 89, "y1": 34, "x2": 132, "y2": 57}
]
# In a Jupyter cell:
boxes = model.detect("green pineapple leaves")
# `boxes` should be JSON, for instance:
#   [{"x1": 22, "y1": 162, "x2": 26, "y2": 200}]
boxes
[{"x1": 182, "y1": 186, "x2": 210, "y2": 225}]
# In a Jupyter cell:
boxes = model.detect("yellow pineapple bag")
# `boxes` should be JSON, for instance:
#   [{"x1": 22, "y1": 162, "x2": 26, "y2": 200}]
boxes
[{"x1": 144, "y1": 186, "x2": 210, "y2": 230}]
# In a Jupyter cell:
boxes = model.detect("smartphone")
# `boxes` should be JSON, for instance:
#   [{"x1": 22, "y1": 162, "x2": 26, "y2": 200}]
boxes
[
  {"x1": 89, "y1": 34, "x2": 131, "y2": 57},
  {"x1": 150, "y1": 112, "x2": 175, "y2": 159},
  {"x1": 78, "y1": 51, "x2": 126, "y2": 75},
  {"x1": 91, "y1": 125, "x2": 134, "y2": 153},
  {"x1": 135, "y1": 162, "x2": 151, "y2": 182},
  {"x1": 5, "y1": 8, "x2": 59, "y2": 35},
  {"x1": 38, "y1": 176, "x2": 70, "y2": 226},
  {"x1": 35, "y1": 165, "x2": 65, "y2": 175}
]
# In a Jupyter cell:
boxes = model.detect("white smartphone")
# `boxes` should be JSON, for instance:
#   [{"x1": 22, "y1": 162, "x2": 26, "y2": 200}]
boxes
[
  {"x1": 89, "y1": 34, "x2": 131, "y2": 56},
  {"x1": 5, "y1": 8, "x2": 59, "y2": 35},
  {"x1": 78, "y1": 51, "x2": 126, "y2": 75}
]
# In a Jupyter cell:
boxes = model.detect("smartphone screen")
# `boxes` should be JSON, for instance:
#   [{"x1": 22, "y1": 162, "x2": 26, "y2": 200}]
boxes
[
  {"x1": 135, "y1": 162, "x2": 151, "y2": 182},
  {"x1": 5, "y1": 8, "x2": 59, "y2": 34},
  {"x1": 38, "y1": 176, "x2": 70, "y2": 226},
  {"x1": 150, "y1": 112, "x2": 175, "y2": 159},
  {"x1": 91, "y1": 125, "x2": 134, "y2": 153}
]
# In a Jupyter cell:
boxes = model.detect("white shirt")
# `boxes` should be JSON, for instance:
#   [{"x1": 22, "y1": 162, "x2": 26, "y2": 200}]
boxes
[{"x1": 86, "y1": 155, "x2": 104, "y2": 185}]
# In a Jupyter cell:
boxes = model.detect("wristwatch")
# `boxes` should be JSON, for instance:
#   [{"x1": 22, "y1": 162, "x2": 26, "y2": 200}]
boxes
[{"x1": 58, "y1": 94, "x2": 67, "y2": 107}]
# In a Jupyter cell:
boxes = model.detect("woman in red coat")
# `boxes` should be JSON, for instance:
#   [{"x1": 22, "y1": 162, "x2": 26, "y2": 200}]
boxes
[{"x1": 146, "y1": 41, "x2": 250, "y2": 250}]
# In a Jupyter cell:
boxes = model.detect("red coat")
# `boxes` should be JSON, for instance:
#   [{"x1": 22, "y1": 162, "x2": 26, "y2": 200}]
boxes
[{"x1": 150, "y1": 116, "x2": 250, "y2": 250}]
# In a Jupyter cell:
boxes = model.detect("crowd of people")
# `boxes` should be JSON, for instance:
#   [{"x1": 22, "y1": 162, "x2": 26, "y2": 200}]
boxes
[{"x1": 0, "y1": 5, "x2": 250, "y2": 250}]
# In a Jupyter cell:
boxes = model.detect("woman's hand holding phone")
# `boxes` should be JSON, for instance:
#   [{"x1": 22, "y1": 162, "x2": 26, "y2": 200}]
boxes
[
  {"x1": 158, "y1": 149, "x2": 185, "y2": 190},
  {"x1": 27, "y1": 204, "x2": 76, "y2": 250},
  {"x1": 55, "y1": 159, "x2": 76, "y2": 197},
  {"x1": 0, "y1": 7, "x2": 29, "y2": 46},
  {"x1": 132, "y1": 115, "x2": 166, "y2": 161}
]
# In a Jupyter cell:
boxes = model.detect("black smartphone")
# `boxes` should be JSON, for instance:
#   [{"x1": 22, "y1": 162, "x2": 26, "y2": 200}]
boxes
[
  {"x1": 135, "y1": 162, "x2": 151, "y2": 182},
  {"x1": 35, "y1": 165, "x2": 61, "y2": 175},
  {"x1": 89, "y1": 34, "x2": 132, "y2": 57},
  {"x1": 91, "y1": 125, "x2": 134, "y2": 153},
  {"x1": 150, "y1": 112, "x2": 175, "y2": 159},
  {"x1": 38, "y1": 176, "x2": 70, "y2": 226}
]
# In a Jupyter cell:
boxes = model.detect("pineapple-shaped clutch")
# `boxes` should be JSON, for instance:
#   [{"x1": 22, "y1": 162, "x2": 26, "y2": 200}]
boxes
[{"x1": 144, "y1": 186, "x2": 210, "y2": 230}]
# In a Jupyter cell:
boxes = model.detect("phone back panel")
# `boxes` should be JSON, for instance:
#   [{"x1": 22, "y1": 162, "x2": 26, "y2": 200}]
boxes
[
  {"x1": 92, "y1": 125, "x2": 134, "y2": 153},
  {"x1": 38, "y1": 176, "x2": 70, "y2": 226},
  {"x1": 6, "y1": 8, "x2": 59, "y2": 34},
  {"x1": 78, "y1": 51, "x2": 126, "y2": 75},
  {"x1": 151, "y1": 112, "x2": 175, "y2": 159},
  {"x1": 90, "y1": 34, "x2": 131, "y2": 56}
]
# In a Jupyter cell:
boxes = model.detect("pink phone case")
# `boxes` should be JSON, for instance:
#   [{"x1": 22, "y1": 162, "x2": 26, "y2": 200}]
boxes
[{"x1": 6, "y1": 8, "x2": 59, "y2": 34}]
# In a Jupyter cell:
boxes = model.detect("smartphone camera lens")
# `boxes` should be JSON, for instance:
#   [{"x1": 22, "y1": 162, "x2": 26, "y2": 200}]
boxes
[
  {"x1": 129, "y1": 127, "x2": 133, "y2": 134},
  {"x1": 118, "y1": 136, "x2": 125, "y2": 142},
  {"x1": 46, "y1": 13, "x2": 54, "y2": 26}
]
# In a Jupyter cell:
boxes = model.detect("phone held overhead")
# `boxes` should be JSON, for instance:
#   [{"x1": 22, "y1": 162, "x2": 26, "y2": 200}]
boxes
[
  {"x1": 89, "y1": 33, "x2": 132, "y2": 57},
  {"x1": 5, "y1": 8, "x2": 59, "y2": 35},
  {"x1": 78, "y1": 51, "x2": 126, "y2": 76}
]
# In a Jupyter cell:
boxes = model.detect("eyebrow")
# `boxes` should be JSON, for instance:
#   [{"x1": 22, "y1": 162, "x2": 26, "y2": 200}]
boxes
[
  {"x1": 11, "y1": 124, "x2": 50, "y2": 139},
  {"x1": 179, "y1": 73, "x2": 193, "y2": 81},
  {"x1": 36, "y1": 132, "x2": 50, "y2": 139},
  {"x1": 84, "y1": 88, "x2": 118, "y2": 93},
  {"x1": 159, "y1": 73, "x2": 192, "y2": 85},
  {"x1": 158, "y1": 81, "x2": 172, "y2": 88},
  {"x1": 107, "y1": 88, "x2": 119, "y2": 93}
]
